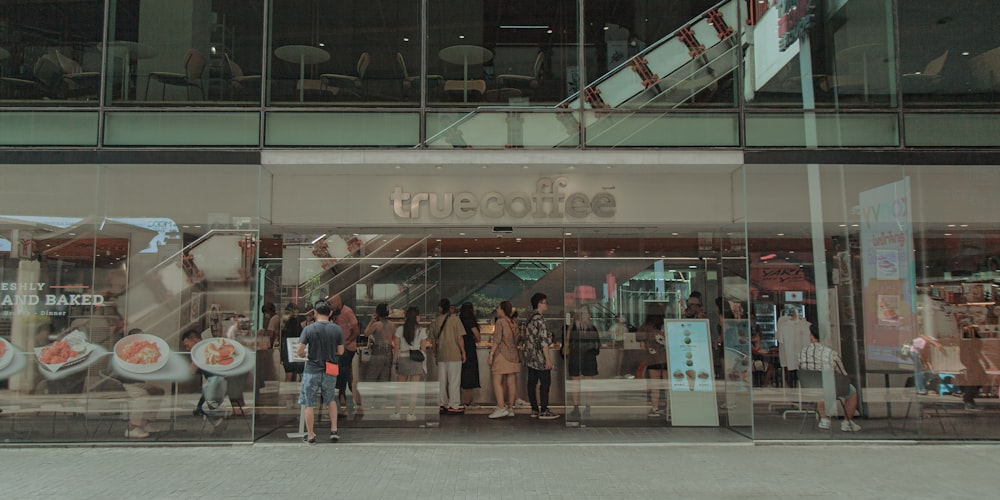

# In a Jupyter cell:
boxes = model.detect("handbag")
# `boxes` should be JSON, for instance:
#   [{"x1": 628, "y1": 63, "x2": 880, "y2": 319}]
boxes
[
  {"x1": 409, "y1": 349, "x2": 425, "y2": 362},
  {"x1": 325, "y1": 361, "x2": 339, "y2": 376}
]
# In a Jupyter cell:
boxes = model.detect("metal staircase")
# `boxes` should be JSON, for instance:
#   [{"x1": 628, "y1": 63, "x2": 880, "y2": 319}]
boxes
[{"x1": 426, "y1": 0, "x2": 741, "y2": 148}]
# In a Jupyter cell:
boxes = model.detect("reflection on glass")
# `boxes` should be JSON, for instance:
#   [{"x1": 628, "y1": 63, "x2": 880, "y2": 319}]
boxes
[
  {"x1": 0, "y1": 0, "x2": 104, "y2": 105},
  {"x1": 107, "y1": 0, "x2": 263, "y2": 105}
]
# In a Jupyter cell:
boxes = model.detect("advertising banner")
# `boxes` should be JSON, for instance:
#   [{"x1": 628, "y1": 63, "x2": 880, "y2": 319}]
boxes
[
  {"x1": 859, "y1": 177, "x2": 915, "y2": 362},
  {"x1": 666, "y1": 320, "x2": 715, "y2": 393}
]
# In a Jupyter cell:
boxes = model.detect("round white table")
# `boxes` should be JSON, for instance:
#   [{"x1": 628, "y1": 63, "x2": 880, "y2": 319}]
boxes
[
  {"x1": 438, "y1": 45, "x2": 493, "y2": 102},
  {"x1": 274, "y1": 45, "x2": 330, "y2": 102},
  {"x1": 100, "y1": 41, "x2": 158, "y2": 101}
]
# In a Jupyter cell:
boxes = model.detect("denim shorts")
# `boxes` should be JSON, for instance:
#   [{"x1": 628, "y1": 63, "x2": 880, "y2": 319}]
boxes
[{"x1": 299, "y1": 371, "x2": 337, "y2": 406}]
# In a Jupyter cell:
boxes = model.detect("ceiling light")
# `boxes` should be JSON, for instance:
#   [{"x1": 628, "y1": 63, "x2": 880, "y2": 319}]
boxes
[
  {"x1": 960, "y1": 224, "x2": 969, "y2": 227},
  {"x1": 402, "y1": 37, "x2": 410, "y2": 42},
  {"x1": 760, "y1": 253, "x2": 777, "y2": 261},
  {"x1": 458, "y1": 35, "x2": 465, "y2": 39},
  {"x1": 962, "y1": 51, "x2": 970, "y2": 56},
  {"x1": 947, "y1": 224, "x2": 956, "y2": 227},
  {"x1": 944, "y1": 233, "x2": 952, "y2": 236},
  {"x1": 459, "y1": 232, "x2": 466, "y2": 236},
  {"x1": 371, "y1": 264, "x2": 380, "y2": 268},
  {"x1": 565, "y1": 232, "x2": 572, "y2": 236},
  {"x1": 777, "y1": 233, "x2": 784, "y2": 236},
  {"x1": 671, "y1": 232, "x2": 679, "y2": 236}
]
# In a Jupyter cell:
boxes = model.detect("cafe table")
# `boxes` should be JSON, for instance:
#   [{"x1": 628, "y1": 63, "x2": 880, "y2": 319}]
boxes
[
  {"x1": 274, "y1": 45, "x2": 331, "y2": 102},
  {"x1": 100, "y1": 41, "x2": 158, "y2": 101},
  {"x1": 438, "y1": 44, "x2": 493, "y2": 102}
]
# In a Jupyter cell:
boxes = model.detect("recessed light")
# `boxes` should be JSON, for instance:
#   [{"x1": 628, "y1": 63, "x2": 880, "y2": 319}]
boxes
[
  {"x1": 435, "y1": 239, "x2": 442, "y2": 242},
  {"x1": 944, "y1": 233, "x2": 952, "y2": 236},
  {"x1": 960, "y1": 224, "x2": 969, "y2": 227},
  {"x1": 851, "y1": 224, "x2": 859, "y2": 227},
  {"x1": 459, "y1": 232, "x2": 466, "y2": 236},
  {"x1": 565, "y1": 232, "x2": 572, "y2": 236},
  {"x1": 777, "y1": 233, "x2": 784, "y2": 236},
  {"x1": 962, "y1": 51, "x2": 970, "y2": 56},
  {"x1": 671, "y1": 232, "x2": 679, "y2": 236},
  {"x1": 839, "y1": 224, "x2": 847, "y2": 227},
  {"x1": 947, "y1": 224, "x2": 956, "y2": 227}
]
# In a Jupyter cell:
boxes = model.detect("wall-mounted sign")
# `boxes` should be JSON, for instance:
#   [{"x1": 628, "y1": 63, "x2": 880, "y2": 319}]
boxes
[
  {"x1": 391, "y1": 177, "x2": 616, "y2": 220},
  {"x1": 0, "y1": 282, "x2": 105, "y2": 316}
]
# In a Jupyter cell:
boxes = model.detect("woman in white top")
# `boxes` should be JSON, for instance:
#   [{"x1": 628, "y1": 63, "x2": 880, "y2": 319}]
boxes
[{"x1": 391, "y1": 306, "x2": 427, "y2": 421}]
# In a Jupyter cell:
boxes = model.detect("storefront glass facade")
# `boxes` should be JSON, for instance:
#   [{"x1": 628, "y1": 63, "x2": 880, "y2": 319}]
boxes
[{"x1": 2, "y1": 2, "x2": 999, "y2": 444}]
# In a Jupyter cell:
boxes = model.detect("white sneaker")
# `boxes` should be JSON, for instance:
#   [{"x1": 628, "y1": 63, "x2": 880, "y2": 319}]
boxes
[
  {"x1": 405, "y1": 413, "x2": 417, "y2": 422},
  {"x1": 841, "y1": 420, "x2": 862, "y2": 432},
  {"x1": 488, "y1": 406, "x2": 509, "y2": 419},
  {"x1": 388, "y1": 412, "x2": 401, "y2": 420},
  {"x1": 817, "y1": 418, "x2": 831, "y2": 430},
  {"x1": 515, "y1": 399, "x2": 530, "y2": 407},
  {"x1": 125, "y1": 427, "x2": 149, "y2": 439},
  {"x1": 506, "y1": 406, "x2": 515, "y2": 417}
]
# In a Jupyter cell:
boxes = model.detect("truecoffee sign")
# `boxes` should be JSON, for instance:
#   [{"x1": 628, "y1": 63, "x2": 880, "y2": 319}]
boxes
[{"x1": 391, "y1": 177, "x2": 616, "y2": 220}]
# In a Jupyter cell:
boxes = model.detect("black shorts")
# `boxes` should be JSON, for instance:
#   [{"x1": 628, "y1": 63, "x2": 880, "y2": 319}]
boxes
[
  {"x1": 568, "y1": 355, "x2": 598, "y2": 377},
  {"x1": 646, "y1": 363, "x2": 668, "y2": 371}
]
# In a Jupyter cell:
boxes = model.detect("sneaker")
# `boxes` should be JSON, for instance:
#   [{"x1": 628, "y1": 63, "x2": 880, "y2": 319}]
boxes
[
  {"x1": 515, "y1": 399, "x2": 531, "y2": 407},
  {"x1": 965, "y1": 403, "x2": 983, "y2": 411},
  {"x1": 538, "y1": 410, "x2": 561, "y2": 420},
  {"x1": 488, "y1": 406, "x2": 509, "y2": 419},
  {"x1": 818, "y1": 418, "x2": 831, "y2": 430},
  {"x1": 388, "y1": 412, "x2": 401, "y2": 420},
  {"x1": 530, "y1": 410, "x2": 539, "y2": 418},
  {"x1": 647, "y1": 407, "x2": 663, "y2": 417},
  {"x1": 841, "y1": 421, "x2": 862, "y2": 432},
  {"x1": 405, "y1": 413, "x2": 417, "y2": 422},
  {"x1": 506, "y1": 406, "x2": 515, "y2": 417},
  {"x1": 568, "y1": 406, "x2": 581, "y2": 419},
  {"x1": 303, "y1": 434, "x2": 316, "y2": 444},
  {"x1": 125, "y1": 427, "x2": 150, "y2": 439},
  {"x1": 447, "y1": 406, "x2": 465, "y2": 414},
  {"x1": 329, "y1": 431, "x2": 340, "y2": 443}
]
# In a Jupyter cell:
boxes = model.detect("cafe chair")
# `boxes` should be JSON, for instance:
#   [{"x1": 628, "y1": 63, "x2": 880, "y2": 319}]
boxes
[
  {"x1": 902, "y1": 50, "x2": 948, "y2": 94},
  {"x1": 0, "y1": 51, "x2": 64, "y2": 99},
  {"x1": 397, "y1": 52, "x2": 443, "y2": 99},
  {"x1": 145, "y1": 48, "x2": 207, "y2": 101},
  {"x1": 320, "y1": 52, "x2": 370, "y2": 99},
  {"x1": 224, "y1": 54, "x2": 261, "y2": 101},
  {"x1": 53, "y1": 50, "x2": 100, "y2": 100},
  {"x1": 496, "y1": 51, "x2": 544, "y2": 96},
  {"x1": 796, "y1": 369, "x2": 850, "y2": 435}
]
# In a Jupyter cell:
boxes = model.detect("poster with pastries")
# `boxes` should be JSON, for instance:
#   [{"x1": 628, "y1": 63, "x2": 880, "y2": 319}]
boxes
[{"x1": 666, "y1": 319, "x2": 715, "y2": 393}]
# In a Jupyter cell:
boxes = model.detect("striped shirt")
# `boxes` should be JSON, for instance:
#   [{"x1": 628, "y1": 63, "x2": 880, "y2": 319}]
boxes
[{"x1": 798, "y1": 343, "x2": 847, "y2": 376}]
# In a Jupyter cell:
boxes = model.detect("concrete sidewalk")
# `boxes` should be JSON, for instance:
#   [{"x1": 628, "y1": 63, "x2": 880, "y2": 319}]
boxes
[{"x1": 2, "y1": 441, "x2": 997, "y2": 499}]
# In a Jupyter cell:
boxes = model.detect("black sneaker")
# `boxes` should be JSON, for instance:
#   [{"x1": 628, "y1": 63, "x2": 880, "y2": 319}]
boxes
[
  {"x1": 303, "y1": 435, "x2": 316, "y2": 444},
  {"x1": 329, "y1": 431, "x2": 340, "y2": 442},
  {"x1": 965, "y1": 403, "x2": 983, "y2": 411},
  {"x1": 538, "y1": 410, "x2": 561, "y2": 420},
  {"x1": 530, "y1": 410, "x2": 539, "y2": 418}
]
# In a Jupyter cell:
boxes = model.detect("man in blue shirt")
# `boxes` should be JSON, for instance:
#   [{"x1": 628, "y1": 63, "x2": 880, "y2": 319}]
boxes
[{"x1": 297, "y1": 300, "x2": 345, "y2": 443}]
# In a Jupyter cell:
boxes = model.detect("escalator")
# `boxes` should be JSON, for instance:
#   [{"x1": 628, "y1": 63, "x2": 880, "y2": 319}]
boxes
[{"x1": 427, "y1": 0, "x2": 742, "y2": 148}]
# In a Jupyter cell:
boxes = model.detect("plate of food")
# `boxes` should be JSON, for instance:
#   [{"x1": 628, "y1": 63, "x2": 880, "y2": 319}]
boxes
[
  {"x1": 0, "y1": 337, "x2": 14, "y2": 371},
  {"x1": 191, "y1": 338, "x2": 245, "y2": 373},
  {"x1": 35, "y1": 338, "x2": 91, "y2": 372},
  {"x1": 114, "y1": 334, "x2": 170, "y2": 374}
]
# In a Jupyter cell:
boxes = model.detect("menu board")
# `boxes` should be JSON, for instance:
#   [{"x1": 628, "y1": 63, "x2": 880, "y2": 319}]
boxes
[{"x1": 666, "y1": 320, "x2": 715, "y2": 393}]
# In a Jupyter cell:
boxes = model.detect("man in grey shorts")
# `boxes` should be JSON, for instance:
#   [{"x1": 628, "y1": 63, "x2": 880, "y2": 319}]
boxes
[{"x1": 298, "y1": 300, "x2": 345, "y2": 443}]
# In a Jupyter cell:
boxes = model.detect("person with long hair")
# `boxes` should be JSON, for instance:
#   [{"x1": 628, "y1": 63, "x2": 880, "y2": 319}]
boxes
[
  {"x1": 488, "y1": 300, "x2": 521, "y2": 419},
  {"x1": 639, "y1": 303, "x2": 667, "y2": 417},
  {"x1": 459, "y1": 302, "x2": 481, "y2": 406},
  {"x1": 391, "y1": 306, "x2": 427, "y2": 421},
  {"x1": 567, "y1": 304, "x2": 601, "y2": 419}
]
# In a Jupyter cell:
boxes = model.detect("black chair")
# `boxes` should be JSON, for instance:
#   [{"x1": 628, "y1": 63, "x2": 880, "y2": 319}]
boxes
[{"x1": 796, "y1": 369, "x2": 851, "y2": 435}]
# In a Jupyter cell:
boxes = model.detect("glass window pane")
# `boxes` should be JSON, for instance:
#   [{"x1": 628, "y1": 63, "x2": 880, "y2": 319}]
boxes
[
  {"x1": 900, "y1": 1, "x2": 1000, "y2": 108},
  {"x1": 745, "y1": 0, "x2": 896, "y2": 109},
  {"x1": 104, "y1": 111, "x2": 261, "y2": 146},
  {"x1": 425, "y1": 110, "x2": 580, "y2": 148},
  {"x1": 108, "y1": 0, "x2": 264, "y2": 106},
  {"x1": 428, "y1": 0, "x2": 578, "y2": 108},
  {"x1": 745, "y1": 113, "x2": 899, "y2": 147},
  {"x1": 265, "y1": 111, "x2": 419, "y2": 146},
  {"x1": 905, "y1": 114, "x2": 1000, "y2": 147},
  {"x1": 583, "y1": 0, "x2": 739, "y2": 111},
  {"x1": 269, "y1": 1, "x2": 419, "y2": 106},
  {"x1": 584, "y1": 112, "x2": 739, "y2": 147},
  {"x1": 0, "y1": 111, "x2": 98, "y2": 146},
  {"x1": 0, "y1": 0, "x2": 104, "y2": 106}
]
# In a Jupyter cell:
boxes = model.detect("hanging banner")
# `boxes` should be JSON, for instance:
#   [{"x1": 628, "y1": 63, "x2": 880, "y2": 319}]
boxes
[{"x1": 859, "y1": 177, "x2": 915, "y2": 362}]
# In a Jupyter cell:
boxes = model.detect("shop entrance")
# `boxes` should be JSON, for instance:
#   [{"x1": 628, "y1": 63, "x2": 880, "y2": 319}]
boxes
[{"x1": 256, "y1": 225, "x2": 752, "y2": 438}]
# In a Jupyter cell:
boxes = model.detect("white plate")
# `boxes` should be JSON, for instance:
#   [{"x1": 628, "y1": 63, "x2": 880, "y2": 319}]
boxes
[
  {"x1": 35, "y1": 342, "x2": 92, "y2": 372},
  {"x1": 114, "y1": 334, "x2": 170, "y2": 374},
  {"x1": 191, "y1": 338, "x2": 246, "y2": 373},
  {"x1": 0, "y1": 338, "x2": 14, "y2": 371}
]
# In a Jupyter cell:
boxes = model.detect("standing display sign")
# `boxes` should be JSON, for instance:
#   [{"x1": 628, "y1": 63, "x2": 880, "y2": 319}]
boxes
[
  {"x1": 859, "y1": 177, "x2": 915, "y2": 362},
  {"x1": 666, "y1": 319, "x2": 719, "y2": 426}
]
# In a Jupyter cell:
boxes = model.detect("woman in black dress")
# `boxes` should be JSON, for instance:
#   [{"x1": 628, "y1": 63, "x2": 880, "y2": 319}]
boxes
[{"x1": 459, "y1": 302, "x2": 481, "y2": 406}]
